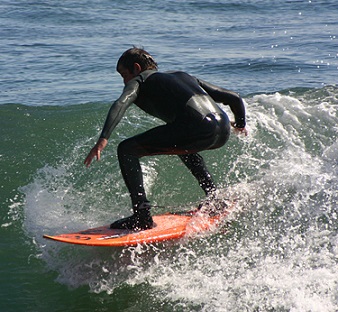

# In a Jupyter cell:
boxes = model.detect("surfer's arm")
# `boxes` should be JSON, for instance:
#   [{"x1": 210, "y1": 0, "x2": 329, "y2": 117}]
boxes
[
  {"x1": 84, "y1": 137, "x2": 107, "y2": 167},
  {"x1": 84, "y1": 80, "x2": 140, "y2": 167},
  {"x1": 100, "y1": 80, "x2": 140, "y2": 139},
  {"x1": 196, "y1": 78, "x2": 247, "y2": 134}
]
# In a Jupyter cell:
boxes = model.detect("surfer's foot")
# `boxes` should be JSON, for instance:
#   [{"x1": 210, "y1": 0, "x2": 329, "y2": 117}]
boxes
[{"x1": 110, "y1": 202, "x2": 154, "y2": 231}]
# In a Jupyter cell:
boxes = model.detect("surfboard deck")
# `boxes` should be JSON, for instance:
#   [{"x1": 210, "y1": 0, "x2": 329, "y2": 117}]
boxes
[{"x1": 43, "y1": 204, "x2": 235, "y2": 247}]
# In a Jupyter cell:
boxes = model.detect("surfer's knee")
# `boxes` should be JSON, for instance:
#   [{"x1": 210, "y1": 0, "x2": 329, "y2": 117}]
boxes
[
  {"x1": 117, "y1": 138, "x2": 145, "y2": 158},
  {"x1": 118, "y1": 139, "x2": 133, "y2": 157}
]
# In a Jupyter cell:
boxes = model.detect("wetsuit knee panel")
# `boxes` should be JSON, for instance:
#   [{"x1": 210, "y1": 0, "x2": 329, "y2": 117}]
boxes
[
  {"x1": 117, "y1": 137, "x2": 149, "y2": 158},
  {"x1": 117, "y1": 139, "x2": 137, "y2": 157}
]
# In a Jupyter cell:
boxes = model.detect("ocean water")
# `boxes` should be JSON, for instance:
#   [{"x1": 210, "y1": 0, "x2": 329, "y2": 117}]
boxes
[{"x1": 1, "y1": 0, "x2": 337, "y2": 311}]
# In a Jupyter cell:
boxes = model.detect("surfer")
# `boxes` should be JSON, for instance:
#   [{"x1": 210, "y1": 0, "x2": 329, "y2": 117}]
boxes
[{"x1": 84, "y1": 47, "x2": 247, "y2": 230}]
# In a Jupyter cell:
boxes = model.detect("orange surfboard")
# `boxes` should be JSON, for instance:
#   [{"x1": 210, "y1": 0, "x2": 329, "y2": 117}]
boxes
[{"x1": 43, "y1": 205, "x2": 235, "y2": 247}]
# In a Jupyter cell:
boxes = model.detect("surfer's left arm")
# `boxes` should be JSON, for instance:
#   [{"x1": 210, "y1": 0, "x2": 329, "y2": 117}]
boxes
[
  {"x1": 100, "y1": 79, "x2": 139, "y2": 139},
  {"x1": 196, "y1": 78, "x2": 248, "y2": 136},
  {"x1": 84, "y1": 79, "x2": 140, "y2": 167}
]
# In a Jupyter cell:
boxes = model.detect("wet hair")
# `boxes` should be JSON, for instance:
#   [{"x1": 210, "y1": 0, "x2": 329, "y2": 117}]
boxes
[{"x1": 116, "y1": 47, "x2": 158, "y2": 72}]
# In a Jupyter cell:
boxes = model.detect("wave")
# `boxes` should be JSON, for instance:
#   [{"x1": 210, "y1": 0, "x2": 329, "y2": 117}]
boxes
[{"x1": 2, "y1": 85, "x2": 337, "y2": 311}]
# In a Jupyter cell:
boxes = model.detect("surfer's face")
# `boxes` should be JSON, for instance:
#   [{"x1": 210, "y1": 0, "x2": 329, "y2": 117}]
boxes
[{"x1": 117, "y1": 63, "x2": 141, "y2": 85}]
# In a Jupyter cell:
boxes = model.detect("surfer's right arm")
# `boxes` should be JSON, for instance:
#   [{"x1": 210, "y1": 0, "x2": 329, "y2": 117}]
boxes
[{"x1": 84, "y1": 79, "x2": 140, "y2": 167}]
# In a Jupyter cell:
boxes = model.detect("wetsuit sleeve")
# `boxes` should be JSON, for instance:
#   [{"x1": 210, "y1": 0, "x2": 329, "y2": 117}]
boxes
[
  {"x1": 100, "y1": 80, "x2": 140, "y2": 139},
  {"x1": 197, "y1": 78, "x2": 246, "y2": 128}
]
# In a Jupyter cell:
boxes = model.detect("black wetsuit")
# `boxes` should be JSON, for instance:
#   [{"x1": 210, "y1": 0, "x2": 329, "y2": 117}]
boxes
[{"x1": 100, "y1": 70, "x2": 246, "y2": 208}]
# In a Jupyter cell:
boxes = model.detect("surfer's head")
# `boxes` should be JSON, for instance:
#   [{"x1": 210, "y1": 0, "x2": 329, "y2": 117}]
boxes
[{"x1": 116, "y1": 47, "x2": 158, "y2": 84}]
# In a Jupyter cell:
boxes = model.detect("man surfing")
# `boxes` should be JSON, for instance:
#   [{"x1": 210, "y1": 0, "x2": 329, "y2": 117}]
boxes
[{"x1": 84, "y1": 47, "x2": 247, "y2": 231}]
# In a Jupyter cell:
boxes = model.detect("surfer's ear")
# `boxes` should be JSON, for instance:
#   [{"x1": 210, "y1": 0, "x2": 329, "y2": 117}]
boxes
[{"x1": 133, "y1": 63, "x2": 142, "y2": 75}]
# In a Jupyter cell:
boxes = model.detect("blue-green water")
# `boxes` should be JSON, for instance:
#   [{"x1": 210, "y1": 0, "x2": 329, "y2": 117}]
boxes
[{"x1": 1, "y1": 1, "x2": 337, "y2": 311}]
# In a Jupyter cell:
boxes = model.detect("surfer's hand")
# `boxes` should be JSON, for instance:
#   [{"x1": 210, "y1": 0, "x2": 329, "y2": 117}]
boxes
[
  {"x1": 84, "y1": 138, "x2": 108, "y2": 167},
  {"x1": 231, "y1": 122, "x2": 248, "y2": 136}
]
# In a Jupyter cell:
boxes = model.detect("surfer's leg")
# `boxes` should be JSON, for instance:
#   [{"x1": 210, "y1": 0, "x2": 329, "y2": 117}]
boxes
[
  {"x1": 112, "y1": 114, "x2": 229, "y2": 229},
  {"x1": 117, "y1": 140, "x2": 148, "y2": 207},
  {"x1": 178, "y1": 153, "x2": 216, "y2": 196},
  {"x1": 115, "y1": 123, "x2": 195, "y2": 210},
  {"x1": 109, "y1": 139, "x2": 153, "y2": 230},
  {"x1": 116, "y1": 116, "x2": 228, "y2": 201}
]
